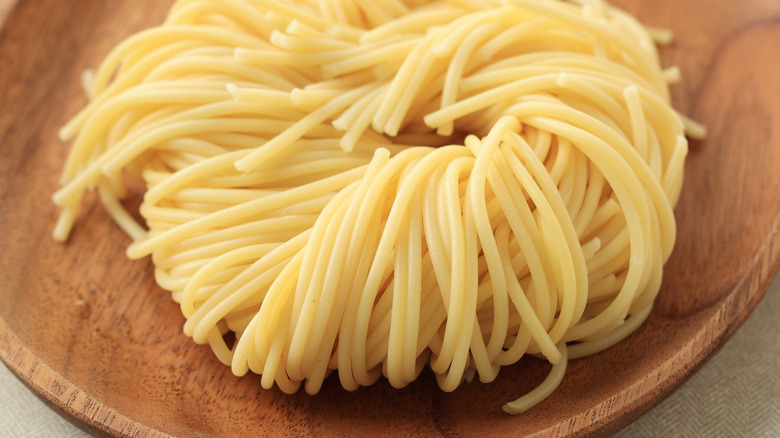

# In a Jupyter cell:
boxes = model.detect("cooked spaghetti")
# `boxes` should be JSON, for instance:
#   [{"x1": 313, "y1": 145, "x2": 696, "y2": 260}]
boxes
[{"x1": 52, "y1": 0, "x2": 704, "y2": 414}]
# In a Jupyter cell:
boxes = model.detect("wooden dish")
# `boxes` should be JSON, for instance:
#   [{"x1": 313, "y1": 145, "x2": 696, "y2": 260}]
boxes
[{"x1": 1, "y1": 0, "x2": 779, "y2": 436}]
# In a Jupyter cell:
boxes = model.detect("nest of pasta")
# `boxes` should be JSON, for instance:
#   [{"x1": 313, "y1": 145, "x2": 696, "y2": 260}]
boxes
[{"x1": 53, "y1": 0, "x2": 703, "y2": 413}]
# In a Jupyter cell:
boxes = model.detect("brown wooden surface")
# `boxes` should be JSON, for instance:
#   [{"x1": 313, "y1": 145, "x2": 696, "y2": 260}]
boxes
[
  {"x1": 0, "y1": 0, "x2": 12, "y2": 27},
  {"x1": 1, "y1": 1, "x2": 779, "y2": 437}
]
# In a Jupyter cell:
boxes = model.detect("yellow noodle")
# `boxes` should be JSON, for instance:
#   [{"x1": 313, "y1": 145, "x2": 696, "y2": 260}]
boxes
[{"x1": 53, "y1": 0, "x2": 703, "y2": 415}]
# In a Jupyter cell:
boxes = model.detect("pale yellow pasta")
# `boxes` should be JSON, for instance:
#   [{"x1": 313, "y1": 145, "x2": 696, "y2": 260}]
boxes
[{"x1": 53, "y1": 0, "x2": 704, "y2": 414}]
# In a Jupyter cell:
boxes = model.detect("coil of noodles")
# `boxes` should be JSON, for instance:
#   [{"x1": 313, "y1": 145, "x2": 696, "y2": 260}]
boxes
[{"x1": 52, "y1": 0, "x2": 705, "y2": 413}]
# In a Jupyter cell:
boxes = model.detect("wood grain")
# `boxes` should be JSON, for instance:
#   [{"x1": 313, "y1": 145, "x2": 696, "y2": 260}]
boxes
[
  {"x1": 0, "y1": 0, "x2": 14, "y2": 27},
  {"x1": 1, "y1": 1, "x2": 779, "y2": 437}
]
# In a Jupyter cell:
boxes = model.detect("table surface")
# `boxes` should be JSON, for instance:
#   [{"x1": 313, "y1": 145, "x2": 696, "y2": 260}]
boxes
[{"x1": 1, "y1": 1, "x2": 778, "y2": 437}]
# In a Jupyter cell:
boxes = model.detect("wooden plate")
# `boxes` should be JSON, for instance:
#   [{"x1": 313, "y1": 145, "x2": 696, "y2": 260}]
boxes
[{"x1": 1, "y1": 1, "x2": 779, "y2": 436}]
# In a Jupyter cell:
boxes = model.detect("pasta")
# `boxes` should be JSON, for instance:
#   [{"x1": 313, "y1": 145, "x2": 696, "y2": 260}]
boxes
[{"x1": 52, "y1": 0, "x2": 705, "y2": 414}]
